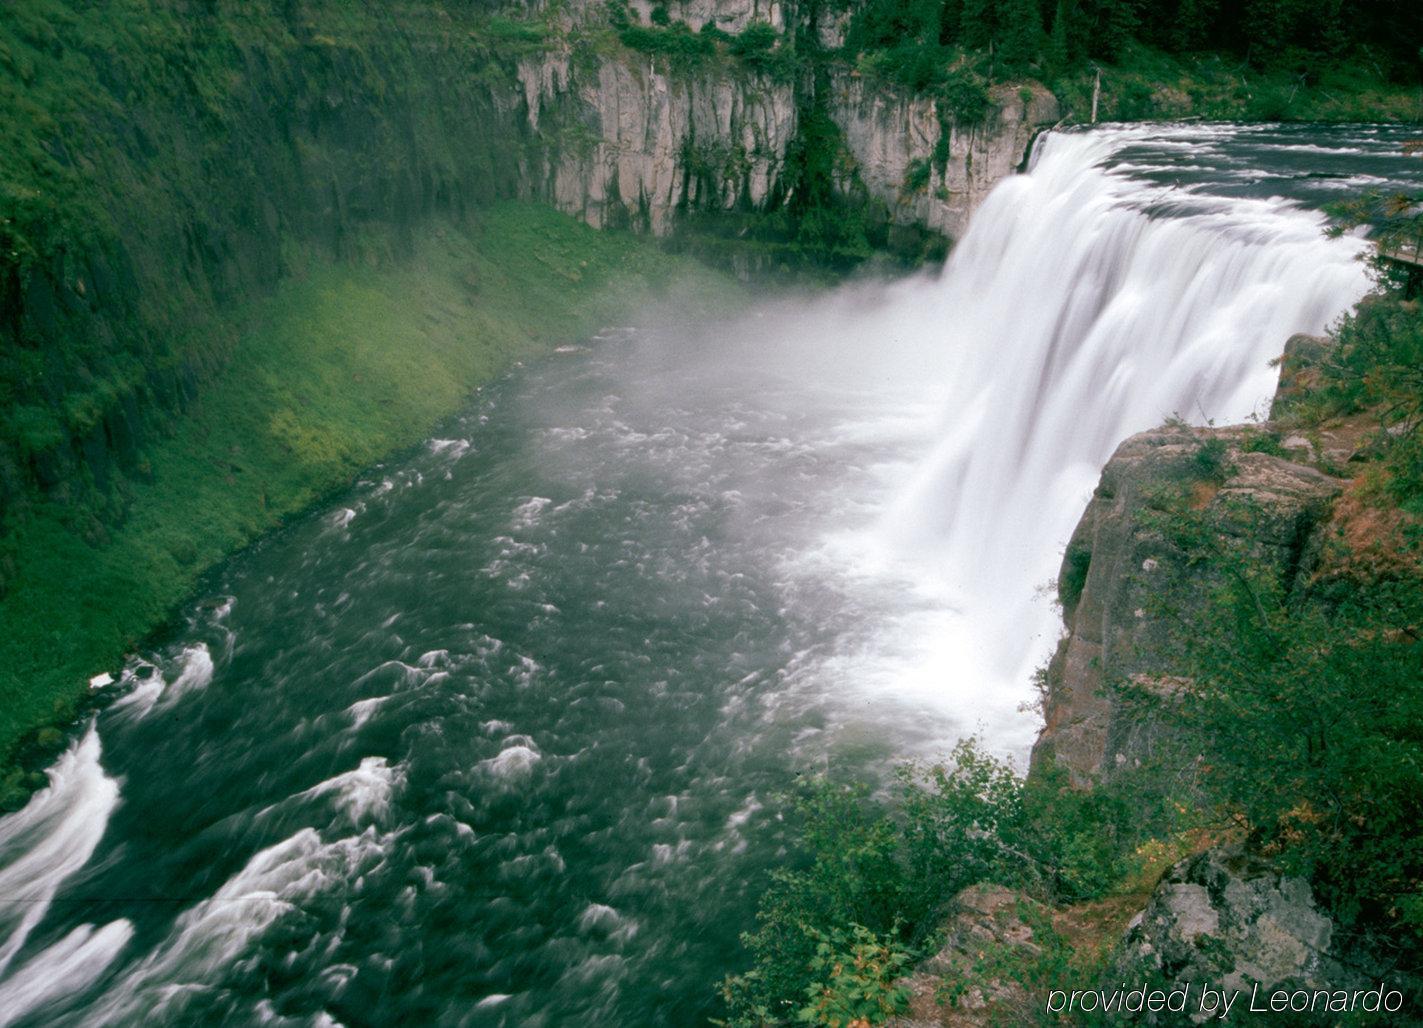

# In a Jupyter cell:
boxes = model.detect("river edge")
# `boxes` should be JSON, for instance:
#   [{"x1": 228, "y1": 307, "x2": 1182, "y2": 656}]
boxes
[{"x1": 0, "y1": 204, "x2": 750, "y2": 804}]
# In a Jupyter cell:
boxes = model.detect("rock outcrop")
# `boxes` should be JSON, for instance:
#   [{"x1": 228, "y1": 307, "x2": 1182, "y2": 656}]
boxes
[
  {"x1": 1031, "y1": 425, "x2": 1345, "y2": 785},
  {"x1": 1116, "y1": 845, "x2": 1370, "y2": 1022},
  {"x1": 833, "y1": 78, "x2": 1058, "y2": 241},
  {"x1": 514, "y1": 14, "x2": 1059, "y2": 243},
  {"x1": 889, "y1": 884, "x2": 1046, "y2": 1028},
  {"x1": 517, "y1": 54, "x2": 797, "y2": 235}
]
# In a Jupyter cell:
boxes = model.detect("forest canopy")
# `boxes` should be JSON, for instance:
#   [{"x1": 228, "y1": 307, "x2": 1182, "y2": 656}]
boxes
[{"x1": 842, "y1": 0, "x2": 1423, "y2": 81}]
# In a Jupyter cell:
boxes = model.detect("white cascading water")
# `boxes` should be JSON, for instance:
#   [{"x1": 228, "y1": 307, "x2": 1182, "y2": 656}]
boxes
[
  {"x1": 776, "y1": 126, "x2": 1374, "y2": 752},
  {"x1": 0, "y1": 727, "x2": 133, "y2": 1028},
  {"x1": 881, "y1": 128, "x2": 1371, "y2": 720}
]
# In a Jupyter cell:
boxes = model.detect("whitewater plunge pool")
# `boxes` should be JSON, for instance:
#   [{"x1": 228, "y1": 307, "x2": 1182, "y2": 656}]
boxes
[{"x1": 2, "y1": 124, "x2": 1422, "y2": 1025}]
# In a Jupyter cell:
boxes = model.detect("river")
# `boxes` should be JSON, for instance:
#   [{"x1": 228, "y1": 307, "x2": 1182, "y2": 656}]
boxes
[{"x1": 1, "y1": 124, "x2": 1421, "y2": 1026}]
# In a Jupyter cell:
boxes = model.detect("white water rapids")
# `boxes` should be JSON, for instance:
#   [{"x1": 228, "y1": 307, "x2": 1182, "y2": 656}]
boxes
[{"x1": 0, "y1": 123, "x2": 1407, "y2": 1024}]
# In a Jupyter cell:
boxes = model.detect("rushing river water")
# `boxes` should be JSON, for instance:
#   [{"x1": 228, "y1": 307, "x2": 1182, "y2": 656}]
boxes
[{"x1": 3, "y1": 124, "x2": 1422, "y2": 1026}]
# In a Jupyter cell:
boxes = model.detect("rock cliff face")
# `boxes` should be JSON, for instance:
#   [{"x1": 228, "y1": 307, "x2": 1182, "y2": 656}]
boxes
[
  {"x1": 513, "y1": 15, "x2": 1058, "y2": 243},
  {"x1": 832, "y1": 78, "x2": 1058, "y2": 240},
  {"x1": 517, "y1": 54, "x2": 797, "y2": 235},
  {"x1": 1031, "y1": 419, "x2": 1345, "y2": 786}
]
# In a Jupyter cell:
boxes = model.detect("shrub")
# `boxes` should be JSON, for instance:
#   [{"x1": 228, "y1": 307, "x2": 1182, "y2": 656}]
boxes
[
  {"x1": 903, "y1": 157, "x2": 932, "y2": 193},
  {"x1": 729, "y1": 22, "x2": 795, "y2": 77},
  {"x1": 618, "y1": 21, "x2": 716, "y2": 63},
  {"x1": 1240, "y1": 428, "x2": 1286, "y2": 457},
  {"x1": 797, "y1": 924, "x2": 913, "y2": 1026},
  {"x1": 1190, "y1": 435, "x2": 1232, "y2": 482},
  {"x1": 719, "y1": 740, "x2": 1177, "y2": 1022},
  {"x1": 939, "y1": 68, "x2": 992, "y2": 126}
]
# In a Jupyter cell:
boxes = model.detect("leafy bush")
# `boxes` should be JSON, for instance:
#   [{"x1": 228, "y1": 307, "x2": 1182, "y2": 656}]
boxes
[
  {"x1": 939, "y1": 68, "x2": 992, "y2": 125},
  {"x1": 618, "y1": 22, "x2": 716, "y2": 63},
  {"x1": 728, "y1": 22, "x2": 796, "y2": 77},
  {"x1": 903, "y1": 157, "x2": 932, "y2": 193},
  {"x1": 1307, "y1": 293, "x2": 1423, "y2": 507},
  {"x1": 1160, "y1": 524, "x2": 1423, "y2": 951},
  {"x1": 729, "y1": 21, "x2": 778, "y2": 58},
  {"x1": 797, "y1": 924, "x2": 913, "y2": 1026},
  {"x1": 1240, "y1": 427, "x2": 1286, "y2": 457},
  {"x1": 1190, "y1": 434, "x2": 1232, "y2": 482},
  {"x1": 719, "y1": 740, "x2": 1177, "y2": 1023}
]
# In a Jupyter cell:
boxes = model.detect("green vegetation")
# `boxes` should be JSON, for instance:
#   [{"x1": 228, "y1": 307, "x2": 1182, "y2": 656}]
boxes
[
  {"x1": 609, "y1": 1, "x2": 798, "y2": 78},
  {"x1": 837, "y1": 0, "x2": 1422, "y2": 121},
  {"x1": 0, "y1": 203, "x2": 739, "y2": 804},
  {"x1": 718, "y1": 742, "x2": 1193, "y2": 1024},
  {"x1": 1137, "y1": 282, "x2": 1423, "y2": 970}
]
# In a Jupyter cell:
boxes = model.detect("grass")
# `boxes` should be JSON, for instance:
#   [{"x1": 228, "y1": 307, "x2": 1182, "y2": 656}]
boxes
[{"x1": 0, "y1": 202, "x2": 741, "y2": 796}]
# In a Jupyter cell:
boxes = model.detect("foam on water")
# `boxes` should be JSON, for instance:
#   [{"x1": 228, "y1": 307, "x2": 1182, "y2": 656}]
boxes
[
  {"x1": 77, "y1": 827, "x2": 390, "y2": 1026},
  {"x1": 0, "y1": 726, "x2": 119, "y2": 979}
]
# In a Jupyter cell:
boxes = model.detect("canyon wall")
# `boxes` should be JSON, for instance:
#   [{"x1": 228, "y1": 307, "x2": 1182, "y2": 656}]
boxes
[
  {"x1": 2, "y1": 0, "x2": 1056, "y2": 535},
  {"x1": 514, "y1": 48, "x2": 1057, "y2": 243}
]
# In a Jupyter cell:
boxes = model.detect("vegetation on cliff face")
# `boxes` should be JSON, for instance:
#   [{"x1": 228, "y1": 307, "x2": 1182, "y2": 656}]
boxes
[{"x1": 1164, "y1": 289, "x2": 1423, "y2": 972}]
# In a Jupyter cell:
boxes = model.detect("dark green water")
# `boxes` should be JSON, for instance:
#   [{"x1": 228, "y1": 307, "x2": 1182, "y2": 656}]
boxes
[{"x1": 0, "y1": 315, "x2": 975, "y2": 1026}]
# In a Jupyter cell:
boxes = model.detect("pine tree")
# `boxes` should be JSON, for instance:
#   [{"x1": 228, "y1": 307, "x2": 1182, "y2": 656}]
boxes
[
  {"x1": 959, "y1": 0, "x2": 994, "y2": 50},
  {"x1": 1047, "y1": 0, "x2": 1071, "y2": 70},
  {"x1": 997, "y1": 0, "x2": 1045, "y2": 71}
]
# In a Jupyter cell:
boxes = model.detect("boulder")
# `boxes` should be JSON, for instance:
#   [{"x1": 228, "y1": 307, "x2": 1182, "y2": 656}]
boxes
[
  {"x1": 1031, "y1": 425, "x2": 1344, "y2": 785},
  {"x1": 1115, "y1": 845, "x2": 1367, "y2": 1023}
]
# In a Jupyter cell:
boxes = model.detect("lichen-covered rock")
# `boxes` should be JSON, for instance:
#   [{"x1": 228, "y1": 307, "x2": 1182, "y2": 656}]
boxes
[
  {"x1": 1116, "y1": 845, "x2": 1366, "y2": 1022},
  {"x1": 1270, "y1": 333, "x2": 1332, "y2": 418},
  {"x1": 1031, "y1": 425, "x2": 1344, "y2": 784},
  {"x1": 888, "y1": 884, "x2": 1044, "y2": 1027}
]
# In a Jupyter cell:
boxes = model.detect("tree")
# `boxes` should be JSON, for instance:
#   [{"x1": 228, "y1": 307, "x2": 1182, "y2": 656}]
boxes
[
  {"x1": 1047, "y1": 0, "x2": 1072, "y2": 70},
  {"x1": 959, "y1": 0, "x2": 994, "y2": 50},
  {"x1": 997, "y1": 0, "x2": 1046, "y2": 71}
]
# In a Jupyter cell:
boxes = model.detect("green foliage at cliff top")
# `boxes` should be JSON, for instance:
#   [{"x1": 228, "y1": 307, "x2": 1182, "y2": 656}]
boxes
[
  {"x1": 841, "y1": 0, "x2": 1422, "y2": 121},
  {"x1": 0, "y1": 204, "x2": 740, "y2": 799}
]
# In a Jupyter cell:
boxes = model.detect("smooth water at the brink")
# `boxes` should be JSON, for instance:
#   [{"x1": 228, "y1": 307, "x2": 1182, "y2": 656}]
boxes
[{"x1": 3, "y1": 124, "x2": 1421, "y2": 1026}]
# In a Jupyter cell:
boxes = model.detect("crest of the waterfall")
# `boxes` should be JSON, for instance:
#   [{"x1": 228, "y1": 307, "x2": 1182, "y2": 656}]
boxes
[{"x1": 874, "y1": 125, "x2": 1372, "y2": 705}]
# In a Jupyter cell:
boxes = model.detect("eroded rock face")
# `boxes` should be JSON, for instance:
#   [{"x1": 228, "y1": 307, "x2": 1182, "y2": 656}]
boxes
[
  {"x1": 518, "y1": 54, "x2": 796, "y2": 235},
  {"x1": 1031, "y1": 426, "x2": 1344, "y2": 785},
  {"x1": 1117, "y1": 845, "x2": 1365, "y2": 1021},
  {"x1": 833, "y1": 79, "x2": 1058, "y2": 241},
  {"x1": 514, "y1": 38, "x2": 1058, "y2": 242},
  {"x1": 627, "y1": 0, "x2": 786, "y2": 32}
]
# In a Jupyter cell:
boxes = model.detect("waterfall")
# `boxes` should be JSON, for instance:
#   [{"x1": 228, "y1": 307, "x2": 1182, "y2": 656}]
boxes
[{"x1": 872, "y1": 126, "x2": 1373, "y2": 745}]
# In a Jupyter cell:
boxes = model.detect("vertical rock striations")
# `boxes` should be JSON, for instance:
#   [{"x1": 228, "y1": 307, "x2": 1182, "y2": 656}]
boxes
[{"x1": 1031, "y1": 424, "x2": 1344, "y2": 785}]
